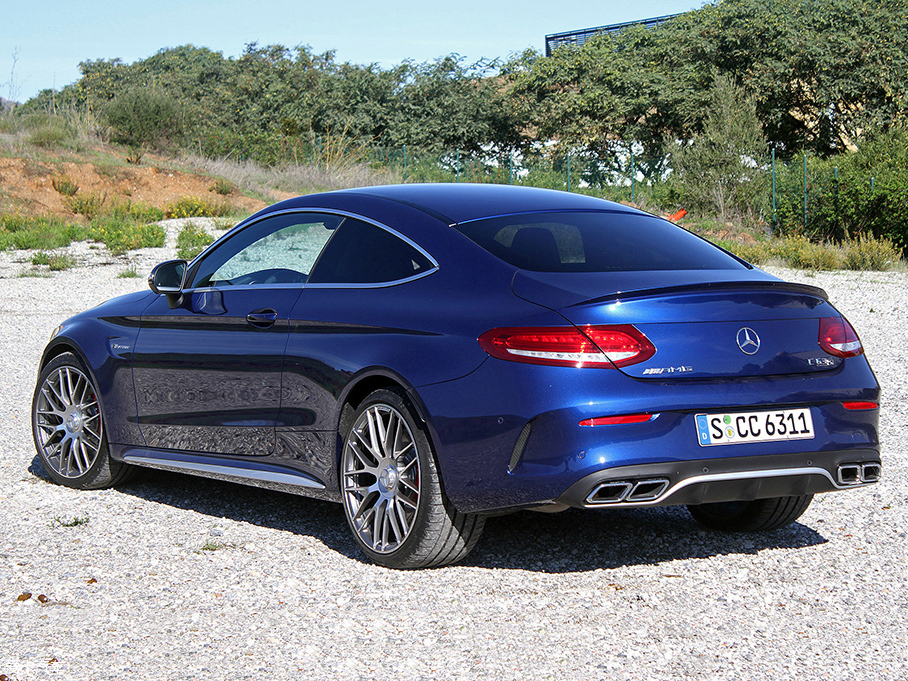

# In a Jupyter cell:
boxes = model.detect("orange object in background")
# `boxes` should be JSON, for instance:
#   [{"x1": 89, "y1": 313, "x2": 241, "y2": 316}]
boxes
[{"x1": 668, "y1": 208, "x2": 687, "y2": 222}]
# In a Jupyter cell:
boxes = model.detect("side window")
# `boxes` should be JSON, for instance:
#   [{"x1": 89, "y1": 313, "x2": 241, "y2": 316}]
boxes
[
  {"x1": 308, "y1": 218, "x2": 434, "y2": 285},
  {"x1": 191, "y1": 213, "x2": 342, "y2": 287}
]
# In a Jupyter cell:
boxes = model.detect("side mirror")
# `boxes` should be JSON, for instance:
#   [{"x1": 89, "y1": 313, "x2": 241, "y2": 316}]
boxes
[{"x1": 148, "y1": 260, "x2": 188, "y2": 308}]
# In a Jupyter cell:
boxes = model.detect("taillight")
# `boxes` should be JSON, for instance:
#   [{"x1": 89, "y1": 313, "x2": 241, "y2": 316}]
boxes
[
  {"x1": 579, "y1": 413, "x2": 655, "y2": 426},
  {"x1": 819, "y1": 317, "x2": 864, "y2": 358},
  {"x1": 478, "y1": 325, "x2": 655, "y2": 368}
]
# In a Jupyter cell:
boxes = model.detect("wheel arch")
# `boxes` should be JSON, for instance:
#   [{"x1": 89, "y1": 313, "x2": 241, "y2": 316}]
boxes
[
  {"x1": 40, "y1": 337, "x2": 90, "y2": 373},
  {"x1": 333, "y1": 368, "x2": 438, "y2": 484}
]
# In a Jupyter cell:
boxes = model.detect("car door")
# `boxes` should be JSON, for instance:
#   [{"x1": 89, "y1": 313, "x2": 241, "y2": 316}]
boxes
[
  {"x1": 132, "y1": 212, "x2": 340, "y2": 455},
  {"x1": 273, "y1": 216, "x2": 439, "y2": 479}
]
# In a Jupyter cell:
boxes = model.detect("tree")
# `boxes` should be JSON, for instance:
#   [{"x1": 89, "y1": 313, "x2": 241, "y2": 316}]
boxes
[
  {"x1": 103, "y1": 88, "x2": 180, "y2": 162},
  {"x1": 666, "y1": 74, "x2": 768, "y2": 221}
]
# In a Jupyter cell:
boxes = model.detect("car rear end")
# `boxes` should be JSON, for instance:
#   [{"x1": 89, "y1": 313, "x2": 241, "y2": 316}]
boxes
[{"x1": 426, "y1": 208, "x2": 880, "y2": 515}]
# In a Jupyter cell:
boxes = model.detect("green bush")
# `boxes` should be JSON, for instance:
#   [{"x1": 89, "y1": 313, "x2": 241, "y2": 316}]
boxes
[
  {"x1": 28, "y1": 121, "x2": 71, "y2": 148},
  {"x1": 843, "y1": 235, "x2": 900, "y2": 271},
  {"x1": 778, "y1": 235, "x2": 845, "y2": 270},
  {"x1": 88, "y1": 216, "x2": 165, "y2": 255},
  {"x1": 209, "y1": 178, "x2": 235, "y2": 195},
  {"x1": 712, "y1": 239, "x2": 775, "y2": 266},
  {"x1": 66, "y1": 193, "x2": 106, "y2": 219},
  {"x1": 52, "y1": 176, "x2": 80, "y2": 196},
  {"x1": 103, "y1": 88, "x2": 180, "y2": 162},
  {"x1": 109, "y1": 200, "x2": 165, "y2": 223},
  {"x1": 31, "y1": 251, "x2": 75, "y2": 270},
  {"x1": 0, "y1": 215, "x2": 86, "y2": 250},
  {"x1": 176, "y1": 224, "x2": 215, "y2": 260},
  {"x1": 165, "y1": 196, "x2": 230, "y2": 218},
  {"x1": 773, "y1": 127, "x2": 908, "y2": 251}
]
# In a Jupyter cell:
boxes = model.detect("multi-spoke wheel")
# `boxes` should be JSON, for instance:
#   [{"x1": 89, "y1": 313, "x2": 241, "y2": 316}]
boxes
[
  {"x1": 341, "y1": 389, "x2": 484, "y2": 569},
  {"x1": 32, "y1": 353, "x2": 133, "y2": 489},
  {"x1": 687, "y1": 495, "x2": 813, "y2": 532}
]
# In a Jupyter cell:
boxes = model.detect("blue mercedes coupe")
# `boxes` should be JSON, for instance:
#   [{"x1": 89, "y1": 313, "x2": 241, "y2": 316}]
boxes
[{"x1": 32, "y1": 184, "x2": 881, "y2": 568}]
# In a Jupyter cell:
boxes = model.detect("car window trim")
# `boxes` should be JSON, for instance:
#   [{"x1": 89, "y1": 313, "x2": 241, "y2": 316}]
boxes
[
  {"x1": 186, "y1": 208, "x2": 439, "y2": 290},
  {"x1": 300, "y1": 208, "x2": 440, "y2": 289}
]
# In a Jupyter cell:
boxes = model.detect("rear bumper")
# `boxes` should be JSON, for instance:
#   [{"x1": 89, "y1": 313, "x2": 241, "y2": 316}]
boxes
[
  {"x1": 416, "y1": 355, "x2": 880, "y2": 514},
  {"x1": 557, "y1": 448, "x2": 880, "y2": 509}
]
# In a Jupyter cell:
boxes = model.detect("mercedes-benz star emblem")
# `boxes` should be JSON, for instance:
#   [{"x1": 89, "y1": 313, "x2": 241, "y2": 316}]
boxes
[{"x1": 736, "y1": 327, "x2": 761, "y2": 355}]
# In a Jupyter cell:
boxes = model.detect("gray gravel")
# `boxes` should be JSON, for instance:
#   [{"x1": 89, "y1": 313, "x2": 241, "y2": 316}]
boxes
[{"x1": 1, "y1": 235, "x2": 906, "y2": 680}]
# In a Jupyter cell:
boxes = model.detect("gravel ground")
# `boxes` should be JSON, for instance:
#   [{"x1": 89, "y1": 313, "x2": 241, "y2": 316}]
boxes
[{"x1": 1, "y1": 231, "x2": 906, "y2": 680}]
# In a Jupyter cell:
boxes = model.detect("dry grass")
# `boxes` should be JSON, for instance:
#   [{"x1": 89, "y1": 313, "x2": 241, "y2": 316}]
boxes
[{"x1": 182, "y1": 153, "x2": 401, "y2": 201}]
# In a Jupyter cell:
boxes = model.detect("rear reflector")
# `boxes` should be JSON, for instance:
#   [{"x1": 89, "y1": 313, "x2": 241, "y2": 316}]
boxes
[
  {"x1": 579, "y1": 413, "x2": 655, "y2": 426},
  {"x1": 478, "y1": 324, "x2": 655, "y2": 368},
  {"x1": 842, "y1": 401, "x2": 879, "y2": 410},
  {"x1": 819, "y1": 317, "x2": 864, "y2": 358}
]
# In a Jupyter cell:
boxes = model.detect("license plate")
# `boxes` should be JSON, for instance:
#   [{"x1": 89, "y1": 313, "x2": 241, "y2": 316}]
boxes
[{"x1": 695, "y1": 408, "x2": 814, "y2": 446}]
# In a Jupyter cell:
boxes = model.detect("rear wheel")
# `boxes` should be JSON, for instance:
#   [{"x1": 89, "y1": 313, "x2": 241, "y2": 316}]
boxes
[
  {"x1": 32, "y1": 353, "x2": 134, "y2": 489},
  {"x1": 687, "y1": 495, "x2": 813, "y2": 532},
  {"x1": 340, "y1": 389, "x2": 484, "y2": 568}
]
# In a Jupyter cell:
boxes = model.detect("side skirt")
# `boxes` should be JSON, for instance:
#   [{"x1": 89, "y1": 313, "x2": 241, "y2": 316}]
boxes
[{"x1": 110, "y1": 445, "x2": 341, "y2": 502}]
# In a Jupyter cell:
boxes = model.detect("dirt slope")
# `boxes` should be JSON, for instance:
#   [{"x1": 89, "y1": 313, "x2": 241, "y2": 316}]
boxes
[{"x1": 0, "y1": 155, "x2": 269, "y2": 218}]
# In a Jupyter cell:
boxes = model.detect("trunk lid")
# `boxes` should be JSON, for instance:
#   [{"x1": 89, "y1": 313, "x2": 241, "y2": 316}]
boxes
[{"x1": 512, "y1": 270, "x2": 843, "y2": 379}]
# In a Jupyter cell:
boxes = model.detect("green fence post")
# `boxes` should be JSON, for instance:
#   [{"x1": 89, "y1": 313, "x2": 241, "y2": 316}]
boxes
[
  {"x1": 803, "y1": 154, "x2": 808, "y2": 230},
  {"x1": 834, "y1": 166, "x2": 840, "y2": 238},
  {"x1": 509, "y1": 153, "x2": 514, "y2": 184},
  {"x1": 456, "y1": 150, "x2": 460, "y2": 183},
  {"x1": 403, "y1": 145, "x2": 408, "y2": 182},
  {"x1": 771, "y1": 148, "x2": 777, "y2": 229},
  {"x1": 631, "y1": 152, "x2": 636, "y2": 203},
  {"x1": 567, "y1": 152, "x2": 572, "y2": 192},
  {"x1": 871, "y1": 177, "x2": 875, "y2": 192}
]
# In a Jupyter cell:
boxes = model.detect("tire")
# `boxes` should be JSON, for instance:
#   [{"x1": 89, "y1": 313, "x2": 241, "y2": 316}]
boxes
[
  {"x1": 32, "y1": 352, "x2": 135, "y2": 489},
  {"x1": 340, "y1": 389, "x2": 484, "y2": 569},
  {"x1": 687, "y1": 495, "x2": 813, "y2": 532}
]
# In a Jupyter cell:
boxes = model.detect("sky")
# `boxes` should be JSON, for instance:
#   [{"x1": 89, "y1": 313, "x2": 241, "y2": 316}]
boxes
[{"x1": 1, "y1": 0, "x2": 705, "y2": 103}]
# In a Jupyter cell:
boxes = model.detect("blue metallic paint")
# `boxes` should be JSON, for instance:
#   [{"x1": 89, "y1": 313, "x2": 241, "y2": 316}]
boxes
[{"x1": 37, "y1": 184, "x2": 881, "y2": 518}]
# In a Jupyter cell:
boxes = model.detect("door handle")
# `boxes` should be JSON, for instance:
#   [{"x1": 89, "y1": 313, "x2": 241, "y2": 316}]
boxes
[{"x1": 246, "y1": 309, "x2": 278, "y2": 328}]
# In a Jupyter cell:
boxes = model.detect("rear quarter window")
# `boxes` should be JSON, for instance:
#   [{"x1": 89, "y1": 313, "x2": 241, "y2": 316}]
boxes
[
  {"x1": 308, "y1": 217, "x2": 435, "y2": 284},
  {"x1": 454, "y1": 212, "x2": 747, "y2": 272}
]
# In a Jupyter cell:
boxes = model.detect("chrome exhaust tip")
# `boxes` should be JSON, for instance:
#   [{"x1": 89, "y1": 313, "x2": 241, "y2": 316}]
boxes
[
  {"x1": 837, "y1": 463, "x2": 881, "y2": 485},
  {"x1": 586, "y1": 481, "x2": 633, "y2": 504},
  {"x1": 626, "y1": 478, "x2": 670, "y2": 502},
  {"x1": 837, "y1": 464, "x2": 861, "y2": 485},
  {"x1": 860, "y1": 463, "x2": 881, "y2": 483},
  {"x1": 585, "y1": 478, "x2": 671, "y2": 505}
]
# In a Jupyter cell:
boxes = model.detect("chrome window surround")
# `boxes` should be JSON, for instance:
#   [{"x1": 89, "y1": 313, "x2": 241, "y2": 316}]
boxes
[{"x1": 187, "y1": 208, "x2": 439, "y2": 291}]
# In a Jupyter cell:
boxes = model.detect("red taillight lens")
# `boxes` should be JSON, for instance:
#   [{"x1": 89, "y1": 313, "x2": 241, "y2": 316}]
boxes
[
  {"x1": 819, "y1": 317, "x2": 864, "y2": 358},
  {"x1": 478, "y1": 324, "x2": 655, "y2": 368},
  {"x1": 582, "y1": 326, "x2": 656, "y2": 367},
  {"x1": 579, "y1": 413, "x2": 655, "y2": 426},
  {"x1": 842, "y1": 401, "x2": 878, "y2": 410}
]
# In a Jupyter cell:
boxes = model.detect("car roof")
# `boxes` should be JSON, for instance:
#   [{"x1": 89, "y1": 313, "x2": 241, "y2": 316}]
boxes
[{"x1": 284, "y1": 183, "x2": 647, "y2": 225}]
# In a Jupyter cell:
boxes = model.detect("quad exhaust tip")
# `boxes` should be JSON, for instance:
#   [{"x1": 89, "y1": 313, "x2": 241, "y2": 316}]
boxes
[
  {"x1": 836, "y1": 462, "x2": 881, "y2": 486},
  {"x1": 586, "y1": 478, "x2": 670, "y2": 505}
]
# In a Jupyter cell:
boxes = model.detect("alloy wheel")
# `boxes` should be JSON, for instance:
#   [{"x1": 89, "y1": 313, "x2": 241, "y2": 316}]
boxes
[
  {"x1": 342, "y1": 403, "x2": 421, "y2": 554},
  {"x1": 34, "y1": 365, "x2": 104, "y2": 479}
]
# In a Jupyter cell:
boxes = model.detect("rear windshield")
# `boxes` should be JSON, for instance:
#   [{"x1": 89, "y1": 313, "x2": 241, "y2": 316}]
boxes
[{"x1": 453, "y1": 211, "x2": 747, "y2": 272}]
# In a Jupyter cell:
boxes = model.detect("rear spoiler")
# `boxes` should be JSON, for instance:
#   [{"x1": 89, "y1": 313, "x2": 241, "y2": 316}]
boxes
[{"x1": 570, "y1": 280, "x2": 829, "y2": 308}]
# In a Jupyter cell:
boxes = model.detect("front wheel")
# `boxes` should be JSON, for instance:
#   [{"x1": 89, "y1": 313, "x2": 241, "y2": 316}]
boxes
[
  {"x1": 687, "y1": 495, "x2": 813, "y2": 532},
  {"x1": 32, "y1": 352, "x2": 134, "y2": 489},
  {"x1": 340, "y1": 389, "x2": 484, "y2": 568}
]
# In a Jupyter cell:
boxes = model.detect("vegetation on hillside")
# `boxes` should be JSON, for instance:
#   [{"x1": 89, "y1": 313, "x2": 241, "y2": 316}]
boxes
[{"x1": 3, "y1": 0, "x2": 907, "y2": 268}]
